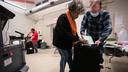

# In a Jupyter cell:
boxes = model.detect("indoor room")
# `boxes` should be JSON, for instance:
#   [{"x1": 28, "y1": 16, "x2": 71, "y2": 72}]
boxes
[{"x1": 0, "y1": 0, "x2": 128, "y2": 72}]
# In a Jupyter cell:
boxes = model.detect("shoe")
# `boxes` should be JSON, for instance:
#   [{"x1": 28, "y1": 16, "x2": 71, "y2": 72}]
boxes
[
  {"x1": 35, "y1": 50, "x2": 38, "y2": 53},
  {"x1": 35, "y1": 49, "x2": 38, "y2": 53},
  {"x1": 69, "y1": 70, "x2": 72, "y2": 72},
  {"x1": 99, "y1": 64, "x2": 104, "y2": 69}
]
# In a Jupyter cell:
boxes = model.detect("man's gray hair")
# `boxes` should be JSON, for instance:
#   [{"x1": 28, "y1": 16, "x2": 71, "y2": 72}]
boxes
[{"x1": 90, "y1": 0, "x2": 102, "y2": 8}]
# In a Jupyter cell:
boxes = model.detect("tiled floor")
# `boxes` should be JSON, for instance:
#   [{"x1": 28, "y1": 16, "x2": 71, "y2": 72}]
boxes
[
  {"x1": 25, "y1": 41, "x2": 128, "y2": 72},
  {"x1": 25, "y1": 48, "x2": 69, "y2": 72},
  {"x1": 25, "y1": 48, "x2": 111, "y2": 72}
]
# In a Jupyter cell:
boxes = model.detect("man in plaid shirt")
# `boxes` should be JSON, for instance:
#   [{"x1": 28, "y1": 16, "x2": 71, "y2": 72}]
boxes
[{"x1": 80, "y1": 0, "x2": 112, "y2": 67}]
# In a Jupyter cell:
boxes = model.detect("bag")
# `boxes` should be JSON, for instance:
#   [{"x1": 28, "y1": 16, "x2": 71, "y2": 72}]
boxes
[{"x1": 25, "y1": 41, "x2": 34, "y2": 54}]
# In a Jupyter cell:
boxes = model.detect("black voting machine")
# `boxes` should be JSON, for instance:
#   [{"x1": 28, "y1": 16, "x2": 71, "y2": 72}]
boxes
[
  {"x1": 0, "y1": 5, "x2": 28, "y2": 72},
  {"x1": 72, "y1": 43, "x2": 101, "y2": 72}
]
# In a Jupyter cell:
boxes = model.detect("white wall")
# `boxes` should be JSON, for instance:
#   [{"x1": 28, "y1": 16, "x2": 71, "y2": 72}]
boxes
[
  {"x1": 35, "y1": 9, "x2": 66, "y2": 46},
  {"x1": 0, "y1": 1, "x2": 36, "y2": 44},
  {"x1": 106, "y1": 0, "x2": 128, "y2": 39},
  {"x1": 75, "y1": 15, "x2": 84, "y2": 36}
]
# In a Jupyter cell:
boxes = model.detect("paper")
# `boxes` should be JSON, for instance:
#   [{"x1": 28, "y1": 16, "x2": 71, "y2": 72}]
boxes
[
  {"x1": 4, "y1": 57, "x2": 12, "y2": 67},
  {"x1": 122, "y1": 45, "x2": 128, "y2": 52},
  {"x1": 12, "y1": 40, "x2": 20, "y2": 45},
  {"x1": 82, "y1": 36, "x2": 94, "y2": 44}
]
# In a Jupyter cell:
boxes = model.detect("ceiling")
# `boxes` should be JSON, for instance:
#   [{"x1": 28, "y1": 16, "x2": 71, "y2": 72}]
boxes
[
  {"x1": 27, "y1": 0, "x2": 69, "y2": 21},
  {"x1": 7, "y1": 0, "x2": 36, "y2": 4}
]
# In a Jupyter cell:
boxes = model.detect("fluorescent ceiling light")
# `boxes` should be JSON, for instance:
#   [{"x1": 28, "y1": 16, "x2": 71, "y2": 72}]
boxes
[{"x1": 4, "y1": 0, "x2": 27, "y2": 10}]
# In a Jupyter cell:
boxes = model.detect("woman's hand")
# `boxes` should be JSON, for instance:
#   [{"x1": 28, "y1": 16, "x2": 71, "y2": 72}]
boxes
[
  {"x1": 79, "y1": 38, "x2": 88, "y2": 44},
  {"x1": 72, "y1": 41, "x2": 80, "y2": 47}
]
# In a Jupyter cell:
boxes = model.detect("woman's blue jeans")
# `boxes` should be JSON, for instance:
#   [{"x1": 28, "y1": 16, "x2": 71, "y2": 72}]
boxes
[{"x1": 58, "y1": 48, "x2": 72, "y2": 72}]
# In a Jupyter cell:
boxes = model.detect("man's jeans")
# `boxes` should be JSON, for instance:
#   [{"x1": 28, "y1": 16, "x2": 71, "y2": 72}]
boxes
[
  {"x1": 92, "y1": 38, "x2": 104, "y2": 64},
  {"x1": 58, "y1": 48, "x2": 72, "y2": 72},
  {"x1": 32, "y1": 41, "x2": 38, "y2": 53}
]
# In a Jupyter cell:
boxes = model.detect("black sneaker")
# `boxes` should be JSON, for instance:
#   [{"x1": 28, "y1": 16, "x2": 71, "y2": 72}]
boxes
[{"x1": 99, "y1": 64, "x2": 104, "y2": 69}]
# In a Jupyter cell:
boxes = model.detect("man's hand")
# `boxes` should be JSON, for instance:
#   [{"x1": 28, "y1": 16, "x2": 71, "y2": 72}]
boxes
[{"x1": 95, "y1": 40, "x2": 101, "y2": 46}]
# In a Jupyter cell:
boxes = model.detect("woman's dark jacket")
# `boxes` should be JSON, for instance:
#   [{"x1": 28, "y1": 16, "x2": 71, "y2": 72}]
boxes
[{"x1": 53, "y1": 13, "x2": 79, "y2": 49}]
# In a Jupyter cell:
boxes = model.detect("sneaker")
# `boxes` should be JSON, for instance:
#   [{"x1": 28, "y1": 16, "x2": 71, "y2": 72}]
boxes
[{"x1": 99, "y1": 64, "x2": 104, "y2": 69}]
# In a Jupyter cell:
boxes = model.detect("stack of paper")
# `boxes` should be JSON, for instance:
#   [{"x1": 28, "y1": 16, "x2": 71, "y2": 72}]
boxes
[{"x1": 82, "y1": 36, "x2": 94, "y2": 45}]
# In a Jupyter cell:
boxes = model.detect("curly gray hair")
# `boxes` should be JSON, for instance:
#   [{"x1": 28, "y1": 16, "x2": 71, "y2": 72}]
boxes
[{"x1": 68, "y1": 1, "x2": 84, "y2": 14}]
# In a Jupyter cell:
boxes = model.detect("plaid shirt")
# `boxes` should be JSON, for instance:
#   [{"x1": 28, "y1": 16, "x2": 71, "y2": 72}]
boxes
[{"x1": 80, "y1": 10, "x2": 112, "y2": 41}]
